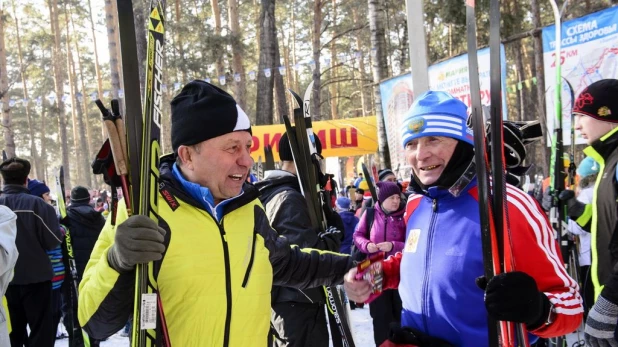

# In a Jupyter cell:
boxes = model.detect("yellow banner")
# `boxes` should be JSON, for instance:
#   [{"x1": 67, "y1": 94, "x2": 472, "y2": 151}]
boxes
[{"x1": 250, "y1": 116, "x2": 378, "y2": 161}]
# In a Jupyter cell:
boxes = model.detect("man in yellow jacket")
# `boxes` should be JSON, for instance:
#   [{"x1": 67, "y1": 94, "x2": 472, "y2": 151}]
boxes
[{"x1": 78, "y1": 81, "x2": 353, "y2": 346}]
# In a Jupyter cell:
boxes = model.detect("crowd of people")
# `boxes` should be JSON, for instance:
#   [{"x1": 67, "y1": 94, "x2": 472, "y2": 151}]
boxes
[
  {"x1": 1, "y1": 78, "x2": 618, "y2": 347},
  {"x1": 0, "y1": 158, "x2": 107, "y2": 346}
]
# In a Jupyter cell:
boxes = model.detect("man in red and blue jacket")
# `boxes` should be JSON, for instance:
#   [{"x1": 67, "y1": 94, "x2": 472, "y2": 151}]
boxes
[{"x1": 344, "y1": 91, "x2": 583, "y2": 347}]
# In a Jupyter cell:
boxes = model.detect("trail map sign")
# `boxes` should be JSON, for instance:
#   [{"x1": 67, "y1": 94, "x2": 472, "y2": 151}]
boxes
[{"x1": 543, "y1": 6, "x2": 618, "y2": 146}]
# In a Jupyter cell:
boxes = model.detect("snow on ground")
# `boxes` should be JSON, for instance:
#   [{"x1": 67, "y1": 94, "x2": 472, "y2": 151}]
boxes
[{"x1": 55, "y1": 305, "x2": 376, "y2": 347}]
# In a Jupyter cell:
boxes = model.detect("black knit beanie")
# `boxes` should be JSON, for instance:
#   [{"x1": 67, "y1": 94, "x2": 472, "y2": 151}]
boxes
[
  {"x1": 378, "y1": 169, "x2": 395, "y2": 181},
  {"x1": 573, "y1": 79, "x2": 618, "y2": 123},
  {"x1": 71, "y1": 186, "x2": 91, "y2": 203},
  {"x1": 171, "y1": 80, "x2": 252, "y2": 153},
  {"x1": 278, "y1": 127, "x2": 322, "y2": 161}
]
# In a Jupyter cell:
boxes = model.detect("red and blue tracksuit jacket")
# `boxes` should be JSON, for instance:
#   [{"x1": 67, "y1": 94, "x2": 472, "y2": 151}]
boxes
[{"x1": 381, "y1": 180, "x2": 583, "y2": 347}]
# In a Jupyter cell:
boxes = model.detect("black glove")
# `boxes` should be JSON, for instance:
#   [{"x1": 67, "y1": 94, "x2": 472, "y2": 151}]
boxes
[
  {"x1": 387, "y1": 322, "x2": 454, "y2": 347},
  {"x1": 107, "y1": 215, "x2": 167, "y2": 273},
  {"x1": 559, "y1": 190, "x2": 586, "y2": 220},
  {"x1": 480, "y1": 272, "x2": 551, "y2": 329},
  {"x1": 318, "y1": 226, "x2": 342, "y2": 252}
]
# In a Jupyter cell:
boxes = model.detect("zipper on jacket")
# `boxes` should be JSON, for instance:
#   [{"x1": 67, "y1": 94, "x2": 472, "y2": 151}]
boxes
[
  {"x1": 241, "y1": 230, "x2": 257, "y2": 288},
  {"x1": 218, "y1": 219, "x2": 233, "y2": 347},
  {"x1": 384, "y1": 216, "x2": 388, "y2": 242},
  {"x1": 421, "y1": 198, "x2": 438, "y2": 333}
]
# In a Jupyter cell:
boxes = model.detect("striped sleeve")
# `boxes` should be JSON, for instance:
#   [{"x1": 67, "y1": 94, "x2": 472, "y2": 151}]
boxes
[{"x1": 505, "y1": 186, "x2": 583, "y2": 338}]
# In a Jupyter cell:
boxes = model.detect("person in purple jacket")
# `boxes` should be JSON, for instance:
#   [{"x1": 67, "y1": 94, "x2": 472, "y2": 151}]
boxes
[{"x1": 353, "y1": 181, "x2": 405, "y2": 345}]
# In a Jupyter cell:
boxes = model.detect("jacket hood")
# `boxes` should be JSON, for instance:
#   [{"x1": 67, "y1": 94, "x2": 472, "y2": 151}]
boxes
[
  {"x1": 254, "y1": 170, "x2": 299, "y2": 203},
  {"x1": 67, "y1": 204, "x2": 103, "y2": 224}
]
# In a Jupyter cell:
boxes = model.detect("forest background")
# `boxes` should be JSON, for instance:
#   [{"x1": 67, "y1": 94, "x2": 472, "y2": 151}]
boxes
[{"x1": 0, "y1": 0, "x2": 615, "y2": 188}]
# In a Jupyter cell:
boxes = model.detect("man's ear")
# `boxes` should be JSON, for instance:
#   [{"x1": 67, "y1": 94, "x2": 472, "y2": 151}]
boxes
[{"x1": 177, "y1": 146, "x2": 193, "y2": 169}]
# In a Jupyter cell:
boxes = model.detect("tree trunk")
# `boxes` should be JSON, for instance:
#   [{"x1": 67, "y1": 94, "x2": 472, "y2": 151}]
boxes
[
  {"x1": 49, "y1": 0, "x2": 71, "y2": 185},
  {"x1": 70, "y1": 7, "x2": 95, "y2": 167},
  {"x1": 329, "y1": 0, "x2": 338, "y2": 120},
  {"x1": 0, "y1": 7, "x2": 14, "y2": 159},
  {"x1": 511, "y1": 42, "x2": 526, "y2": 121},
  {"x1": 11, "y1": 0, "x2": 41, "y2": 175},
  {"x1": 104, "y1": 0, "x2": 122, "y2": 101},
  {"x1": 66, "y1": 2, "x2": 92, "y2": 187},
  {"x1": 256, "y1": 0, "x2": 276, "y2": 125},
  {"x1": 353, "y1": 8, "x2": 370, "y2": 117},
  {"x1": 290, "y1": 0, "x2": 299, "y2": 94},
  {"x1": 134, "y1": 0, "x2": 148, "y2": 93},
  {"x1": 311, "y1": 0, "x2": 323, "y2": 120},
  {"x1": 87, "y1": 0, "x2": 104, "y2": 102},
  {"x1": 274, "y1": 39, "x2": 287, "y2": 124},
  {"x1": 40, "y1": 101, "x2": 48, "y2": 182},
  {"x1": 530, "y1": 0, "x2": 549, "y2": 175},
  {"x1": 368, "y1": 0, "x2": 391, "y2": 168},
  {"x1": 228, "y1": 0, "x2": 247, "y2": 109},
  {"x1": 211, "y1": 0, "x2": 226, "y2": 81},
  {"x1": 64, "y1": 3, "x2": 83, "y2": 185},
  {"x1": 175, "y1": 0, "x2": 188, "y2": 83}
]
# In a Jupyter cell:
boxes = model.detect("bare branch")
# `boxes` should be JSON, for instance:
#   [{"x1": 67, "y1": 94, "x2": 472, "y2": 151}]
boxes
[
  {"x1": 321, "y1": 23, "x2": 368, "y2": 50},
  {"x1": 321, "y1": 76, "x2": 370, "y2": 88}
]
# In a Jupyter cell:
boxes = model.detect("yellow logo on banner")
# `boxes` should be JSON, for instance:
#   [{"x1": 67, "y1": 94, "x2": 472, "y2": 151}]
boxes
[{"x1": 249, "y1": 116, "x2": 378, "y2": 161}]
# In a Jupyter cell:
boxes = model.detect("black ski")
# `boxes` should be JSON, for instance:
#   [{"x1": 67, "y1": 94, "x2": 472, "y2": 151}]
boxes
[
  {"x1": 283, "y1": 91, "x2": 355, "y2": 347},
  {"x1": 264, "y1": 144, "x2": 275, "y2": 171},
  {"x1": 55, "y1": 166, "x2": 84, "y2": 346},
  {"x1": 361, "y1": 164, "x2": 377, "y2": 204},
  {"x1": 116, "y1": 0, "x2": 168, "y2": 346},
  {"x1": 465, "y1": 0, "x2": 501, "y2": 346}
]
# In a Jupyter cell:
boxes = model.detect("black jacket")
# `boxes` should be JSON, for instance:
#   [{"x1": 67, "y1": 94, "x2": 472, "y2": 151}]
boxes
[
  {"x1": 0, "y1": 184, "x2": 63, "y2": 284},
  {"x1": 64, "y1": 202, "x2": 106, "y2": 279},
  {"x1": 584, "y1": 130, "x2": 618, "y2": 303},
  {"x1": 255, "y1": 170, "x2": 340, "y2": 304}
]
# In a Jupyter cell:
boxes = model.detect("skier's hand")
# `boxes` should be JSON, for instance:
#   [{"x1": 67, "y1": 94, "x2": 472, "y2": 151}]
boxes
[
  {"x1": 585, "y1": 295, "x2": 618, "y2": 347},
  {"x1": 559, "y1": 190, "x2": 587, "y2": 220},
  {"x1": 482, "y1": 272, "x2": 551, "y2": 329},
  {"x1": 343, "y1": 267, "x2": 372, "y2": 303},
  {"x1": 367, "y1": 242, "x2": 379, "y2": 253},
  {"x1": 107, "y1": 215, "x2": 166, "y2": 273},
  {"x1": 376, "y1": 242, "x2": 393, "y2": 253},
  {"x1": 541, "y1": 188, "x2": 553, "y2": 212},
  {"x1": 318, "y1": 226, "x2": 342, "y2": 252}
]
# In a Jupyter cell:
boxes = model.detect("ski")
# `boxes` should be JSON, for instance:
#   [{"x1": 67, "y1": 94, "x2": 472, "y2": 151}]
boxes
[
  {"x1": 488, "y1": 0, "x2": 529, "y2": 345},
  {"x1": 548, "y1": 2, "x2": 580, "y2": 345},
  {"x1": 116, "y1": 0, "x2": 168, "y2": 346},
  {"x1": 465, "y1": 0, "x2": 504, "y2": 346},
  {"x1": 257, "y1": 156, "x2": 263, "y2": 181},
  {"x1": 283, "y1": 91, "x2": 355, "y2": 347},
  {"x1": 54, "y1": 166, "x2": 84, "y2": 347},
  {"x1": 361, "y1": 163, "x2": 377, "y2": 204},
  {"x1": 264, "y1": 144, "x2": 275, "y2": 171}
]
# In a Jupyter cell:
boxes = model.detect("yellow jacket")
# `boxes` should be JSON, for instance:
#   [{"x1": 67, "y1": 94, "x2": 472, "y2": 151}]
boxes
[{"x1": 78, "y1": 161, "x2": 351, "y2": 346}]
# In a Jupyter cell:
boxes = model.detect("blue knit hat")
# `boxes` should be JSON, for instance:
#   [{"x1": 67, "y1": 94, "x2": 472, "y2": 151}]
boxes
[
  {"x1": 27, "y1": 179, "x2": 50, "y2": 198},
  {"x1": 336, "y1": 197, "x2": 351, "y2": 210},
  {"x1": 576, "y1": 156, "x2": 599, "y2": 178},
  {"x1": 401, "y1": 91, "x2": 473, "y2": 148}
]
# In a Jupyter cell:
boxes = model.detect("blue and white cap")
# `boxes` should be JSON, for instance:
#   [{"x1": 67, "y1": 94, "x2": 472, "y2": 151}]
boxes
[{"x1": 401, "y1": 91, "x2": 474, "y2": 148}]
